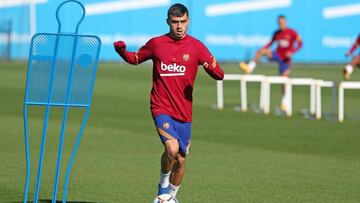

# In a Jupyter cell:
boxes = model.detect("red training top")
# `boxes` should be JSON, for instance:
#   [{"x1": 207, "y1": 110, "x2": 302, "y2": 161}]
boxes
[
  {"x1": 117, "y1": 34, "x2": 224, "y2": 122},
  {"x1": 264, "y1": 28, "x2": 302, "y2": 61}
]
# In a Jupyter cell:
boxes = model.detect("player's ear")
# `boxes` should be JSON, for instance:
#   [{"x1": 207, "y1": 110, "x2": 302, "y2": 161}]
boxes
[{"x1": 166, "y1": 18, "x2": 170, "y2": 26}]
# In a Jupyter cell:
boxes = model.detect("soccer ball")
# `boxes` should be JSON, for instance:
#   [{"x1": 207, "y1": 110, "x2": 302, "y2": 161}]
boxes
[{"x1": 153, "y1": 194, "x2": 177, "y2": 203}]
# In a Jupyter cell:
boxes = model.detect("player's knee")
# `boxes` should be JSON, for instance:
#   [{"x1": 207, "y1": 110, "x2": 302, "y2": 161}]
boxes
[
  {"x1": 282, "y1": 69, "x2": 290, "y2": 77},
  {"x1": 176, "y1": 154, "x2": 186, "y2": 167},
  {"x1": 166, "y1": 150, "x2": 178, "y2": 160},
  {"x1": 164, "y1": 139, "x2": 179, "y2": 158},
  {"x1": 256, "y1": 49, "x2": 264, "y2": 56},
  {"x1": 259, "y1": 48, "x2": 268, "y2": 55},
  {"x1": 165, "y1": 144, "x2": 179, "y2": 159}
]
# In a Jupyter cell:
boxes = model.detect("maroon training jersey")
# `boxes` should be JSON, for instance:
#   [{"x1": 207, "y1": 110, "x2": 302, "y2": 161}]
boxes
[
  {"x1": 348, "y1": 34, "x2": 360, "y2": 55},
  {"x1": 265, "y1": 28, "x2": 301, "y2": 61},
  {"x1": 118, "y1": 34, "x2": 224, "y2": 122},
  {"x1": 356, "y1": 34, "x2": 360, "y2": 54}
]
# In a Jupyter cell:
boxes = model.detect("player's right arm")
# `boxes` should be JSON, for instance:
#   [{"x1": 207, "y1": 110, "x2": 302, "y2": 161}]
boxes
[
  {"x1": 346, "y1": 35, "x2": 360, "y2": 57},
  {"x1": 113, "y1": 40, "x2": 152, "y2": 65}
]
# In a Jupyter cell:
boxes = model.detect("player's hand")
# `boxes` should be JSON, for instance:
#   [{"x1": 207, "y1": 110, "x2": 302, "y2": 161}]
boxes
[
  {"x1": 286, "y1": 52, "x2": 293, "y2": 58},
  {"x1": 113, "y1": 41, "x2": 126, "y2": 54},
  {"x1": 345, "y1": 52, "x2": 351, "y2": 57}
]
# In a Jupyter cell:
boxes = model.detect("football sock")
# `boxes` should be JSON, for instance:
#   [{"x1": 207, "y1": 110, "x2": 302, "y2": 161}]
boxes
[
  {"x1": 281, "y1": 95, "x2": 288, "y2": 108},
  {"x1": 248, "y1": 60, "x2": 256, "y2": 71},
  {"x1": 345, "y1": 64, "x2": 354, "y2": 74},
  {"x1": 159, "y1": 171, "x2": 171, "y2": 188},
  {"x1": 168, "y1": 183, "x2": 180, "y2": 197}
]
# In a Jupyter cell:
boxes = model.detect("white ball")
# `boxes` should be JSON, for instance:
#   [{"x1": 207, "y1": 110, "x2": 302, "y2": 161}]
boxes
[{"x1": 153, "y1": 194, "x2": 177, "y2": 203}]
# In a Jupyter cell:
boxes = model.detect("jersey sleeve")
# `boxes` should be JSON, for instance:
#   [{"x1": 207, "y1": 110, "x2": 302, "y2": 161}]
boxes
[
  {"x1": 118, "y1": 40, "x2": 153, "y2": 65},
  {"x1": 347, "y1": 34, "x2": 360, "y2": 55},
  {"x1": 197, "y1": 41, "x2": 224, "y2": 80},
  {"x1": 263, "y1": 31, "x2": 276, "y2": 49},
  {"x1": 291, "y1": 29, "x2": 302, "y2": 53}
]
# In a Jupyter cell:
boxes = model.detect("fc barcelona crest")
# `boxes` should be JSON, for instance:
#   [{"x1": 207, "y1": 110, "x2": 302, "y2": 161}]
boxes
[
  {"x1": 163, "y1": 122, "x2": 170, "y2": 129},
  {"x1": 183, "y1": 54, "x2": 190, "y2": 61}
]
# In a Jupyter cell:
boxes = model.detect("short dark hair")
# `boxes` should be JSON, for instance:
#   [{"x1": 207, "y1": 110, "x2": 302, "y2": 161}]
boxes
[
  {"x1": 278, "y1": 15, "x2": 286, "y2": 20},
  {"x1": 167, "y1": 3, "x2": 189, "y2": 18}
]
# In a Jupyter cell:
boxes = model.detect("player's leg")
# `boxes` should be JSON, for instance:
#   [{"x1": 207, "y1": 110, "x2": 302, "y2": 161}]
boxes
[
  {"x1": 343, "y1": 55, "x2": 360, "y2": 80},
  {"x1": 158, "y1": 139, "x2": 180, "y2": 195},
  {"x1": 168, "y1": 152, "x2": 186, "y2": 198},
  {"x1": 161, "y1": 140, "x2": 180, "y2": 173},
  {"x1": 154, "y1": 115, "x2": 180, "y2": 195},
  {"x1": 170, "y1": 153, "x2": 186, "y2": 185},
  {"x1": 167, "y1": 121, "x2": 191, "y2": 199},
  {"x1": 279, "y1": 60, "x2": 291, "y2": 111},
  {"x1": 239, "y1": 48, "x2": 272, "y2": 74}
]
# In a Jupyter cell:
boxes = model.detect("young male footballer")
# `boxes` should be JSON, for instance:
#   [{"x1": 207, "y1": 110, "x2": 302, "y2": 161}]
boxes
[
  {"x1": 239, "y1": 15, "x2": 302, "y2": 111},
  {"x1": 113, "y1": 3, "x2": 224, "y2": 201},
  {"x1": 343, "y1": 34, "x2": 360, "y2": 80}
]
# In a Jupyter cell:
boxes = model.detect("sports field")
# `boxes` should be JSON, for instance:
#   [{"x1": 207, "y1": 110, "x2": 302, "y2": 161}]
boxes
[{"x1": 1, "y1": 61, "x2": 360, "y2": 202}]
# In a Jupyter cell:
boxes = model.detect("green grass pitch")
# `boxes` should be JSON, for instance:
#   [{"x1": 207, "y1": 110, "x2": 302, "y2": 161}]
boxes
[{"x1": 1, "y1": 61, "x2": 360, "y2": 202}]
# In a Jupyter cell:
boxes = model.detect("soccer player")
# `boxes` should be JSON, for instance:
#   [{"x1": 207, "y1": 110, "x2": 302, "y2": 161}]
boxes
[
  {"x1": 343, "y1": 34, "x2": 360, "y2": 80},
  {"x1": 113, "y1": 3, "x2": 224, "y2": 202},
  {"x1": 239, "y1": 15, "x2": 302, "y2": 111}
]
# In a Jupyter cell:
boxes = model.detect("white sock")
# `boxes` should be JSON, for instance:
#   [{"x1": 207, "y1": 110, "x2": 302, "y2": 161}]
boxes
[
  {"x1": 248, "y1": 60, "x2": 256, "y2": 71},
  {"x1": 159, "y1": 171, "x2": 171, "y2": 188},
  {"x1": 168, "y1": 183, "x2": 180, "y2": 197},
  {"x1": 281, "y1": 95, "x2": 287, "y2": 106},
  {"x1": 345, "y1": 64, "x2": 354, "y2": 74}
]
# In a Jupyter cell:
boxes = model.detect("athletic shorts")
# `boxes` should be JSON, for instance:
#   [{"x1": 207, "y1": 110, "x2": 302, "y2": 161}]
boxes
[
  {"x1": 270, "y1": 51, "x2": 291, "y2": 75},
  {"x1": 153, "y1": 114, "x2": 192, "y2": 155}
]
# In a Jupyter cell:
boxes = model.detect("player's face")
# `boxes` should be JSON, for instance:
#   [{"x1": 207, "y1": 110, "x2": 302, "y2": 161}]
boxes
[
  {"x1": 278, "y1": 17, "x2": 287, "y2": 30},
  {"x1": 167, "y1": 14, "x2": 189, "y2": 40}
]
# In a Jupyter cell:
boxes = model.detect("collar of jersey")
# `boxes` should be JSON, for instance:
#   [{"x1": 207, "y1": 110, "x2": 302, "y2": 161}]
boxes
[{"x1": 167, "y1": 33, "x2": 188, "y2": 42}]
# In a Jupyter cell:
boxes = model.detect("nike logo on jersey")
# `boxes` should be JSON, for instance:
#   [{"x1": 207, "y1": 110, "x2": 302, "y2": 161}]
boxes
[{"x1": 160, "y1": 61, "x2": 186, "y2": 76}]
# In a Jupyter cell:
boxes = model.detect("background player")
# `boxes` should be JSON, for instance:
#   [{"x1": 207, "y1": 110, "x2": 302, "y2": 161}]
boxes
[
  {"x1": 343, "y1": 34, "x2": 360, "y2": 80},
  {"x1": 113, "y1": 3, "x2": 224, "y2": 202},
  {"x1": 239, "y1": 15, "x2": 302, "y2": 111}
]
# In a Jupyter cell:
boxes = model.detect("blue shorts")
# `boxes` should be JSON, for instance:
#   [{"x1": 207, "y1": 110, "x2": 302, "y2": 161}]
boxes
[
  {"x1": 154, "y1": 114, "x2": 192, "y2": 155},
  {"x1": 270, "y1": 51, "x2": 291, "y2": 75}
]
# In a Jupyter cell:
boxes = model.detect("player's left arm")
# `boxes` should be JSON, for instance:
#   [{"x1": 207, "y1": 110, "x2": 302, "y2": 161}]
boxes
[
  {"x1": 198, "y1": 42, "x2": 224, "y2": 80},
  {"x1": 292, "y1": 34, "x2": 303, "y2": 54},
  {"x1": 287, "y1": 32, "x2": 302, "y2": 58}
]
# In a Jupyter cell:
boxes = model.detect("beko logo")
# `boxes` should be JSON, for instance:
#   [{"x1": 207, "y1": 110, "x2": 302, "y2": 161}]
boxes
[{"x1": 160, "y1": 62, "x2": 186, "y2": 76}]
